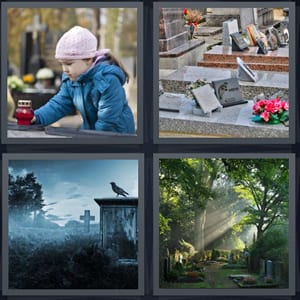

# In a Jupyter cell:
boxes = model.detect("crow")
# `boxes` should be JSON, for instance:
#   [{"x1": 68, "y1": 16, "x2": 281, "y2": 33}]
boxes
[{"x1": 110, "y1": 182, "x2": 129, "y2": 197}]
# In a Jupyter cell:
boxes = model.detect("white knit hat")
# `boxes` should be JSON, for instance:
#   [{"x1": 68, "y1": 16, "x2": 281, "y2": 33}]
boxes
[{"x1": 55, "y1": 26, "x2": 98, "y2": 60}]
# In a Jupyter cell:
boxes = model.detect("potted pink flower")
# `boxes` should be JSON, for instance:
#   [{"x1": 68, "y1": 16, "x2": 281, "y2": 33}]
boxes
[{"x1": 252, "y1": 98, "x2": 289, "y2": 124}]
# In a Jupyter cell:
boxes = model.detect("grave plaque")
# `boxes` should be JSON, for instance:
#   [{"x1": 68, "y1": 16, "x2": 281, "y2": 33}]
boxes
[
  {"x1": 230, "y1": 32, "x2": 249, "y2": 51},
  {"x1": 256, "y1": 38, "x2": 268, "y2": 54},
  {"x1": 191, "y1": 84, "x2": 222, "y2": 115},
  {"x1": 212, "y1": 77, "x2": 248, "y2": 107},
  {"x1": 236, "y1": 57, "x2": 257, "y2": 82}
]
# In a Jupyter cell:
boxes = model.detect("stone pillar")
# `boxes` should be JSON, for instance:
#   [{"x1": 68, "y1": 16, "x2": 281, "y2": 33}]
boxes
[
  {"x1": 240, "y1": 8, "x2": 258, "y2": 31},
  {"x1": 94, "y1": 197, "x2": 138, "y2": 261}
]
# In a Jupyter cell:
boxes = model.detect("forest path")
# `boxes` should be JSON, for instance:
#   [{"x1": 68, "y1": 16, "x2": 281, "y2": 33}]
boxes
[{"x1": 204, "y1": 263, "x2": 240, "y2": 288}]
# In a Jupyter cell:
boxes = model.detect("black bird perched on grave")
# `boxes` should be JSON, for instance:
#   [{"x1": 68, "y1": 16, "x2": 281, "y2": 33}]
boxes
[{"x1": 110, "y1": 182, "x2": 129, "y2": 197}]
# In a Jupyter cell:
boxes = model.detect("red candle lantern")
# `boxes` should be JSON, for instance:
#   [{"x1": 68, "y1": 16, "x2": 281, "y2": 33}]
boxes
[{"x1": 15, "y1": 100, "x2": 34, "y2": 126}]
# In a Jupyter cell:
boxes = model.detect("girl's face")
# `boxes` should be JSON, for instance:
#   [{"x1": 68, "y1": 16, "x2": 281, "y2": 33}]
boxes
[{"x1": 59, "y1": 59, "x2": 93, "y2": 81}]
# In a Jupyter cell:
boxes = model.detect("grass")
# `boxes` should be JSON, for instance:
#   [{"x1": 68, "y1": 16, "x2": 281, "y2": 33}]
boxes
[{"x1": 160, "y1": 264, "x2": 258, "y2": 289}]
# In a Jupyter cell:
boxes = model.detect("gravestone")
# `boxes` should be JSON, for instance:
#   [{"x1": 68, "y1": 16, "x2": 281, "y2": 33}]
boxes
[
  {"x1": 80, "y1": 210, "x2": 95, "y2": 233},
  {"x1": 257, "y1": 38, "x2": 268, "y2": 54},
  {"x1": 20, "y1": 15, "x2": 48, "y2": 76},
  {"x1": 236, "y1": 57, "x2": 257, "y2": 82},
  {"x1": 240, "y1": 8, "x2": 258, "y2": 31},
  {"x1": 266, "y1": 260, "x2": 273, "y2": 278},
  {"x1": 159, "y1": 8, "x2": 206, "y2": 70},
  {"x1": 94, "y1": 198, "x2": 138, "y2": 260},
  {"x1": 222, "y1": 19, "x2": 239, "y2": 46},
  {"x1": 212, "y1": 77, "x2": 248, "y2": 107},
  {"x1": 260, "y1": 259, "x2": 266, "y2": 276},
  {"x1": 191, "y1": 84, "x2": 222, "y2": 117},
  {"x1": 274, "y1": 262, "x2": 283, "y2": 283},
  {"x1": 231, "y1": 32, "x2": 249, "y2": 51},
  {"x1": 159, "y1": 8, "x2": 188, "y2": 52}
]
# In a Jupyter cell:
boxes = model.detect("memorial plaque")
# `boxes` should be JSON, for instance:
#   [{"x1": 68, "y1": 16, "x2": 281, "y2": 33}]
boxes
[
  {"x1": 256, "y1": 38, "x2": 268, "y2": 54},
  {"x1": 212, "y1": 77, "x2": 248, "y2": 107},
  {"x1": 231, "y1": 32, "x2": 249, "y2": 51},
  {"x1": 236, "y1": 57, "x2": 257, "y2": 82},
  {"x1": 191, "y1": 84, "x2": 222, "y2": 115}
]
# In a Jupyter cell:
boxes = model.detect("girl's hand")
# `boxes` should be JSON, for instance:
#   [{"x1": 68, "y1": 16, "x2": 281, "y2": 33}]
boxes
[{"x1": 30, "y1": 116, "x2": 36, "y2": 124}]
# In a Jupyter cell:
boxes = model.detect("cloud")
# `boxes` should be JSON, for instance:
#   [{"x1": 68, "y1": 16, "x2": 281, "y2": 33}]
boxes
[
  {"x1": 46, "y1": 214, "x2": 66, "y2": 221},
  {"x1": 66, "y1": 193, "x2": 83, "y2": 200}
]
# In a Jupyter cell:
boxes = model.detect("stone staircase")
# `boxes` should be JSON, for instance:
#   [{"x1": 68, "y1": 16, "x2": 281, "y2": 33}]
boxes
[{"x1": 197, "y1": 45, "x2": 289, "y2": 72}]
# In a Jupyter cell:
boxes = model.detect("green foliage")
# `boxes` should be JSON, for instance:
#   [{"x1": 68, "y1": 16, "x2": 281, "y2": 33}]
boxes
[
  {"x1": 165, "y1": 270, "x2": 180, "y2": 282},
  {"x1": 223, "y1": 159, "x2": 289, "y2": 241},
  {"x1": 251, "y1": 224, "x2": 288, "y2": 262},
  {"x1": 9, "y1": 235, "x2": 138, "y2": 289}
]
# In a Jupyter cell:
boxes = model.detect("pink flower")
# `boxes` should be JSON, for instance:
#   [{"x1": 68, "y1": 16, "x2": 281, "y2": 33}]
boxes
[
  {"x1": 260, "y1": 111, "x2": 270, "y2": 122},
  {"x1": 281, "y1": 101, "x2": 289, "y2": 111}
]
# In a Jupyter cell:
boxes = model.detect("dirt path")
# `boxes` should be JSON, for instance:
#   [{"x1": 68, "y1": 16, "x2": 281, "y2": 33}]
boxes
[{"x1": 204, "y1": 263, "x2": 239, "y2": 288}]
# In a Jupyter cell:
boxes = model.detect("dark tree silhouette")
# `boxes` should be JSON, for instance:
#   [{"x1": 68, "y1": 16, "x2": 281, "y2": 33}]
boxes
[{"x1": 9, "y1": 172, "x2": 45, "y2": 226}]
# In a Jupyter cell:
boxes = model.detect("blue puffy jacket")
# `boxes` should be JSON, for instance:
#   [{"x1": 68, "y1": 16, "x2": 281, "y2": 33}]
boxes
[{"x1": 34, "y1": 61, "x2": 135, "y2": 133}]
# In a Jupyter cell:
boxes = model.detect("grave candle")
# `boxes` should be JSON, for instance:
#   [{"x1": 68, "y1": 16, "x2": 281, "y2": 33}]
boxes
[{"x1": 15, "y1": 100, "x2": 34, "y2": 125}]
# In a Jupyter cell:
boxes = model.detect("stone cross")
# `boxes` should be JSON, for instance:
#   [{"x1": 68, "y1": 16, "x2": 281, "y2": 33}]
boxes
[
  {"x1": 24, "y1": 15, "x2": 48, "y2": 75},
  {"x1": 26, "y1": 15, "x2": 47, "y2": 41},
  {"x1": 80, "y1": 210, "x2": 95, "y2": 233}
]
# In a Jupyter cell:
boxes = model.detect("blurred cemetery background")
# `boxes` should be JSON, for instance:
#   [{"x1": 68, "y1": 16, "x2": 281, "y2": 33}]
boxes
[
  {"x1": 7, "y1": 8, "x2": 138, "y2": 128},
  {"x1": 159, "y1": 7, "x2": 290, "y2": 138}
]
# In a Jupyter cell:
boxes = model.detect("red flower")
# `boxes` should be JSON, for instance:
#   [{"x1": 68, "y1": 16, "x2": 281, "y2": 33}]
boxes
[{"x1": 183, "y1": 8, "x2": 189, "y2": 15}]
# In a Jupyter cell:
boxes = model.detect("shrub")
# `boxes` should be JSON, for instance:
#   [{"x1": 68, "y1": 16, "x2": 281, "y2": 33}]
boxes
[
  {"x1": 166, "y1": 270, "x2": 180, "y2": 282},
  {"x1": 242, "y1": 277, "x2": 257, "y2": 284}
]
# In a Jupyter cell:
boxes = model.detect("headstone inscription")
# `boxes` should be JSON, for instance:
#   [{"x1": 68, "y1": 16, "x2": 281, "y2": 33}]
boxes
[
  {"x1": 236, "y1": 57, "x2": 257, "y2": 82},
  {"x1": 80, "y1": 210, "x2": 95, "y2": 233},
  {"x1": 212, "y1": 77, "x2": 248, "y2": 107},
  {"x1": 222, "y1": 19, "x2": 239, "y2": 46},
  {"x1": 191, "y1": 84, "x2": 222, "y2": 116},
  {"x1": 230, "y1": 32, "x2": 249, "y2": 51}
]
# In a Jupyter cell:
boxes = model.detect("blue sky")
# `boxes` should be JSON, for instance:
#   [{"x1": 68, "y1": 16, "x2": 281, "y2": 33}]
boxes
[{"x1": 8, "y1": 159, "x2": 139, "y2": 226}]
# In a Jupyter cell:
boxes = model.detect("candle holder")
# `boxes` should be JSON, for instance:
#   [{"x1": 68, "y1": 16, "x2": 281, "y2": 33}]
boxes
[{"x1": 15, "y1": 100, "x2": 34, "y2": 126}]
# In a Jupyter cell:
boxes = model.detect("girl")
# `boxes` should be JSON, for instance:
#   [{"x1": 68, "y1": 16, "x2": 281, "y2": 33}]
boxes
[{"x1": 31, "y1": 26, "x2": 135, "y2": 134}]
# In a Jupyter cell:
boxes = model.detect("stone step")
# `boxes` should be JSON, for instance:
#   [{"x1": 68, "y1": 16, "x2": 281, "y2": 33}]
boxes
[
  {"x1": 198, "y1": 45, "x2": 289, "y2": 72},
  {"x1": 202, "y1": 45, "x2": 289, "y2": 63},
  {"x1": 198, "y1": 60, "x2": 288, "y2": 72}
]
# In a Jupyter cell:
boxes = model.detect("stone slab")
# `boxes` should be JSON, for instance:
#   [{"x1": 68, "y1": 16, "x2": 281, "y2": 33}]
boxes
[
  {"x1": 195, "y1": 26, "x2": 222, "y2": 36},
  {"x1": 160, "y1": 66, "x2": 288, "y2": 99},
  {"x1": 159, "y1": 99, "x2": 288, "y2": 138},
  {"x1": 192, "y1": 84, "x2": 222, "y2": 114},
  {"x1": 160, "y1": 41, "x2": 206, "y2": 70}
]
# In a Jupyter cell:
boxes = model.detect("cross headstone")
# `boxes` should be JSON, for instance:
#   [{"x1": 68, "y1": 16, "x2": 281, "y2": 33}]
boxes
[
  {"x1": 20, "y1": 15, "x2": 48, "y2": 75},
  {"x1": 80, "y1": 210, "x2": 95, "y2": 233}
]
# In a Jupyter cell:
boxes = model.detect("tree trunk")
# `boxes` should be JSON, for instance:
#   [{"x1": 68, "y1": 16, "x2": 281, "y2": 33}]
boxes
[{"x1": 194, "y1": 208, "x2": 206, "y2": 251}]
